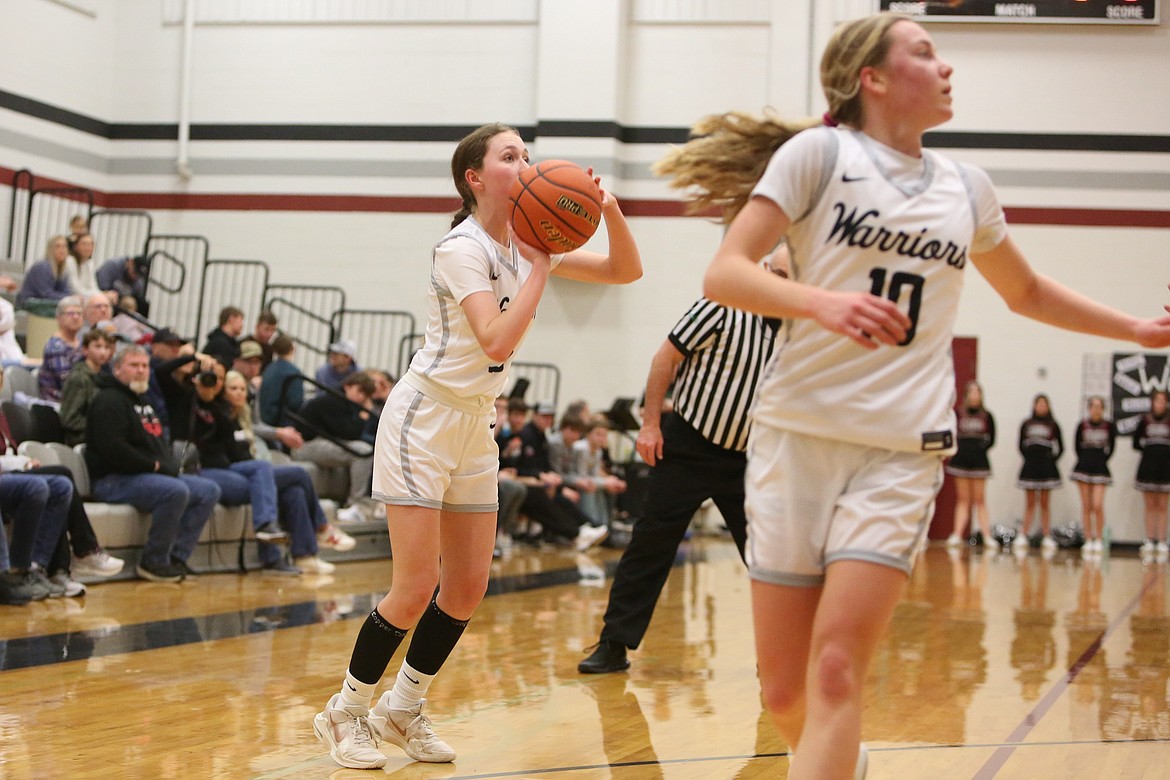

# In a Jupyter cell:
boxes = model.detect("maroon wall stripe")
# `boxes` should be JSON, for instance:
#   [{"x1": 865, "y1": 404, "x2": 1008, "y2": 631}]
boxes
[{"x1": 3, "y1": 166, "x2": 1168, "y2": 227}]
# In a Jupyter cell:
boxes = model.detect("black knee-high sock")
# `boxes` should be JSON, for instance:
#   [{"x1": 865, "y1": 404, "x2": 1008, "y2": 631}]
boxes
[
  {"x1": 348, "y1": 608, "x2": 408, "y2": 685},
  {"x1": 404, "y1": 597, "x2": 469, "y2": 676}
]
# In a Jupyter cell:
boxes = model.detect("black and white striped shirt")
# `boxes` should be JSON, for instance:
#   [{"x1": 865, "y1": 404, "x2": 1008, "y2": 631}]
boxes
[{"x1": 668, "y1": 298, "x2": 778, "y2": 452}]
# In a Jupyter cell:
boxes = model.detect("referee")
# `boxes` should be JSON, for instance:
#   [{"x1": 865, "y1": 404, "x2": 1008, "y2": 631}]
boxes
[{"x1": 579, "y1": 250, "x2": 785, "y2": 674}]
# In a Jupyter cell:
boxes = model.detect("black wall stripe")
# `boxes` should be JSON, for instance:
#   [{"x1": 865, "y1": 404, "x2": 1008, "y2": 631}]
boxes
[{"x1": 1, "y1": 87, "x2": 1168, "y2": 152}]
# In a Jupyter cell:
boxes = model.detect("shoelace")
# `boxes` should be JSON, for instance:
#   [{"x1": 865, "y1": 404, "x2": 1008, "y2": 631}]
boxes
[{"x1": 344, "y1": 711, "x2": 380, "y2": 748}]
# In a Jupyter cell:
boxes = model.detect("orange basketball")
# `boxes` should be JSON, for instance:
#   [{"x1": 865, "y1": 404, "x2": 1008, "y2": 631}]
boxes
[{"x1": 508, "y1": 160, "x2": 602, "y2": 254}]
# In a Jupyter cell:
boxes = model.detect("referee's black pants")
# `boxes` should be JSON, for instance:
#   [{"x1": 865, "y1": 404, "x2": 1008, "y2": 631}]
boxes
[{"x1": 599, "y1": 413, "x2": 748, "y2": 650}]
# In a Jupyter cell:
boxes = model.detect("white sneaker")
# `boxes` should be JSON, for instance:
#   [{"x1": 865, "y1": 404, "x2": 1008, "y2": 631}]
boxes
[
  {"x1": 1141, "y1": 539, "x2": 1156, "y2": 553},
  {"x1": 336, "y1": 505, "x2": 367, "y2": 524},
  {"x1": 71, "y1": 549, "x2": 125, "y2": 578},
  {"x1": 318, "y1": 525, "x2": 356, "y2": 552},
  {"x1": 1041, "y1": 536, "x2": 1057, "y2": 551},
  {"x1": 295, "y1": 555, "x2": 336, "y2": 575},
  {"x1": 574, "y1": 524, "x2": 609, "y2": 552},
  {"x1": 371, "y1": 696, "x2": 456, "y2": 763},
  {"x1": 1157, "y1": 541, "x2": 1170, "y2": 555},
  {"x1": 48, "y1": 572, "x2": 86, "y2": 597},
  {"x1": 984, "y1": 537, "x2": 1000, "y2": 552},
  {"x1": 1091, "y1": 539, "x2": 1104, "y2": 553},
  {"x1": 1012, "y1": 534, "x2": 1028, "y2": 549},
  {"x1": 945, "y1": 535, "x2": 961, "y2": 547},
  {"x1": 313, "y1": 693, "x2": 388, "y2": 769}
]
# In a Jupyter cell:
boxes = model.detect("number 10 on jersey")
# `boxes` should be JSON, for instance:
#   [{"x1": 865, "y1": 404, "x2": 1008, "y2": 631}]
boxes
[{"x1": 868, "y1": 267, "x2": 923, "y2": 346}]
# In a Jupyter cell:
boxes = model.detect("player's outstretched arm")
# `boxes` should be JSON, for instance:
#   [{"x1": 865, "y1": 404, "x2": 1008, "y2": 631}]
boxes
[
  {"x1": 553, "y1": 189, "x2": 643, "y2": 285},
  {"x1": 972, "y1": 235, "x2": 1170, "y2": 348}
]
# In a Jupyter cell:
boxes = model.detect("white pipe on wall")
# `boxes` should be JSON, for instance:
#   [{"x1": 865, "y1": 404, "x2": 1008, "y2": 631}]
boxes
[{"x1": 176, "y1": 0, "x2": 195, "y2": 179}]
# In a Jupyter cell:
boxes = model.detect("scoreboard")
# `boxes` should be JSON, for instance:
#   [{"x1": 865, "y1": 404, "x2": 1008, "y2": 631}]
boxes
[{"x1": 879, "y1": 1, "x2": 1160, "y2": 24}]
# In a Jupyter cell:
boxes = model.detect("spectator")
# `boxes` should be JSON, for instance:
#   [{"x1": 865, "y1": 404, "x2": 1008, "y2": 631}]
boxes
[
  {"x1": 368, "y1": 369, "x2": 396, "y2": 414},
  {"x1": 197, "y1": 370, "x2": 352, "y2": 574},
  {"x1": 0, "y1": 296, "x2": 35, "y2": 367},
  {"x1": 548, "y1": 412, "x2": 586, "y2": 477},
  {"x1": 39, "y1": 295, "x2": 85, "y2": 402},
  {"x1": 144, "y1": 327, "x2": 189, "y2": 438},
  {"x1": 569, "y1": 416, "x2": 628, "y2": 527},
  {"x1": 59, "y1": 329, "x2": 117, "y2": 446},
  {"x1": 203, "y1": 305, "x2": 245, "y2": 369},
  {"x1": 17, "y1": 236, "x2": 72, "y2": 306},
  {"x1": 80, "y1": 292, "x2": 118, "y2": 337},
  {"x1": 0, "y1": 468, "x2": 71, "y2": 600},
  {"x1": 0, "y1": 388, "x2": 124, "y2": 589},
  {"x1": 315, "y1": 339, "x2": 359, "y2": 391},
  {"x1": 64, "y1": 233, "x2": 114, "y2": 302},
  {"x1": 259, "y1": 334, "x2": 303, "y2": 426},
  {"x1": 250, "y1": 310, "x2": 279, "y2": 368},
  {"x1": 95, "y1": 254, "x2": 151, "y2": 316},
  {"x1": 292, "y1": 371, "x2": 376, "y2": 522},
  {"x1": 495, "y1": 398, "x2": 529, "y2": 467},
  {"x1": 67, "y1": 213, "x2": 88, "y2": 242},
  {"x1": 232, "y1": 339, "x2": 265, "y2": 392},
  {"x1": 156, "y1": 340, "x2": 220, "y2": 444},
  {"x1": 85, "y1": 345, "x2": 221, "y2": 582}
]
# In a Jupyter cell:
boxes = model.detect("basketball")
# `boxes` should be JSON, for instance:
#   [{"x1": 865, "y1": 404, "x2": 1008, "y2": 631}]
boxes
[{"x1": 509, "y1": 160, "x2": 603, "y2": 254}]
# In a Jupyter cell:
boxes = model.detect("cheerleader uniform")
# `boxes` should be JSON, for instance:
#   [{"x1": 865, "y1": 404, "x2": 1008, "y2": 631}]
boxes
[
  {"x1": 945, "y1": 407, "x2": 995, "y2": 479},
  {"x1": 1070, "y1": 418, "x2": 1116, "y2": 486},
  {"x1": 1016, "y1": 415, "x2": 1063, "y2": 490},
  {"x1": 1134, "y1": 412, "x2": 1170, "y2": 493}
]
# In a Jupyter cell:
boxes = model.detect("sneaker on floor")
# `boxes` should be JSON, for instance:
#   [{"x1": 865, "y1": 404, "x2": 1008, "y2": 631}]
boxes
[
  {"x1": 574, "y1": 524, "x2": 609, "y2": 552},
  {"x1": 1041, "y1": 536, "x2": 1057, "y2": 551},
  {"x1": 336, "y1": 504, "x2": 367, "y2": 524},
  {"x1": 371, "y1": 696, "x2": 456, "y2": 763},
  {"x1": 254, "y1": 522, "x2": 288, "y2": 542},
  {"x1": 578, "y1": 640, "x2": 630, "y2": 674},
  {"x1": 0, "y1": 571, "x2": 37, "y2": 605},
  {"x1": 945, "y1": 534, "x2": 961, "y2": 547},
  {"x1": 1157, "y1": 541, "x2": 1170, "y2": 555},
  {"x1": 1012, "y1": 534, "x2": 1028, "y2": 549},
  {"x1": 313, "y1": 693, "x2": 387, "y2": 769},
  {"x1": 48, "y1": 572, "x2": 86, "y2": 598},
  {"x1": 317, "y1": 525, "x2": 356, "y2": 552},
  {"x1": 294, "y1": 555, "x2": 336, "y2": 575},
  {"x1": 261, "y1": 560, "x2": 302, "y2": 577},
  {"x1": 1141, "y1": 539, "x2": 1156, "y2": 553},
  {"x1": 135, "y1": 561, "x2": 185, "y2": 583},
  {"x1": 29, "y1": 567, "x2": 65, "y2": 598},
  {"x1": 71, "y1": 549, "x2": 124, "y2": 578},
  {"x1": 171, "y1": 558, "x2": 200, "y2": 580}
]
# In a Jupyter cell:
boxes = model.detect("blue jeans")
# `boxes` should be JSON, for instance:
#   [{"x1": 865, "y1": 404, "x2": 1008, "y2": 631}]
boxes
[
  {"x1": 0, "y1": 473, "x2": 72, "y2": 570},
  {"x1": 200, "y1": 460, "x2": 278, "y2": 526},
  {"x1": 92, "y1": 473, "x2": 221, "y2": 568}
]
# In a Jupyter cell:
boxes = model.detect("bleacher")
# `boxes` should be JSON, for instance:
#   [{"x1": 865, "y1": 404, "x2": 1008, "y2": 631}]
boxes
[{"x1": 1, "y1": 171, "x2": 416, "y2": 578}]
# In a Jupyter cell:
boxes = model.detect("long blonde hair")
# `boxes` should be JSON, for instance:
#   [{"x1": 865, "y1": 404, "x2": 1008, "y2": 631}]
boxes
[
  {"x1": 653, "y1": 13, "x2": 910, "y2": 222},
  {"x1": 653, "y1": 111, "x2": 818, "y2": 224},
  {"x1": 224, "y1": 370, "x2": 256, "y2": 457}
]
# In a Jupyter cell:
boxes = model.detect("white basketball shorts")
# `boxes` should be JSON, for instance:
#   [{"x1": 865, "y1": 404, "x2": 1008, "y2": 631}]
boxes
[
  {"x1": 744, "y1": 425, "x2": 943, "y2": 586},
  {"x1": 371, "y1": 381, "x2": 499, "y2": 513}
]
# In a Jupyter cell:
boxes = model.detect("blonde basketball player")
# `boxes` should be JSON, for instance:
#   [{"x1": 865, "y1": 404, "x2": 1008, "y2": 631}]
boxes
[
  {"x1": 660, "y1": 13, "x2": 1170, "y2": 780},
  {"x1": 314, "y1": 123, "x2": 641, "y2": 769}
]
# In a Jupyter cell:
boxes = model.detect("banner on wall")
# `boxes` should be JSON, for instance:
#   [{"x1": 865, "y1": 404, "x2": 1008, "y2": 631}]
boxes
[{"x1": 1111, "y1": 352, "x2": 1170, "y2": 435}]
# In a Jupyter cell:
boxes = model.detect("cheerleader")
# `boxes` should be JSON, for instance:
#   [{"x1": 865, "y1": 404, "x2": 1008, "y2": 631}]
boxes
[
  {"x1": 1071, "y1": 396, "x2": 1116, "y2": 556},
  {"x1": 1134, "y1": 390, "x2": 1170, "y2": 557},
  {"x1": 946, "y1": 381, "x2": 996, "y2": 549},
  {"x1": 1015, "y1": 394, "x2": 1063, "y2": 552}
]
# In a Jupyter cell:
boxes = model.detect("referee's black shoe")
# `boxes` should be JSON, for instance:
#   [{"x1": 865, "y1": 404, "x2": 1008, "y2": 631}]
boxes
[{"x1": 578, "y1": 640, "x2": 630, "y2": 674}]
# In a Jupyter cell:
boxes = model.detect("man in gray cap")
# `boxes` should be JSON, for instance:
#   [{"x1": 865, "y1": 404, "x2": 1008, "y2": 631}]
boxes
[{"x1": 315, "y1": 338, "x2": 359, "y2": 392}]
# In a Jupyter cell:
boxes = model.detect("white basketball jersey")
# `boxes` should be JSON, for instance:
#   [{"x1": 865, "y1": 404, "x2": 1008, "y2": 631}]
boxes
[
  {"x1": 750, "y1": 127, "x2": 1007, "y2": 454},
  {"x1": 409, "y1": 216, "x2": 561, "y2": 399}
]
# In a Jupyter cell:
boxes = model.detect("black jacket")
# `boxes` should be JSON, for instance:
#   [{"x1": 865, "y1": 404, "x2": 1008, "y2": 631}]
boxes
[
  {"x1": 294, "y1": 391, "x2": 367, "y2": 442},
  {"x1": 202, "y1": 328, "x2": 240, "y2": 369},
  {"x1": 85, "y1": 373, "x2": 177, "y2": 481}
]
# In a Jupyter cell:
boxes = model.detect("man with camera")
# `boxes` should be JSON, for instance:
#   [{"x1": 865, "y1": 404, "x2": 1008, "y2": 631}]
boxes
[{"x1": 85, "y1": 345, "x2": 221, "y2": 582}]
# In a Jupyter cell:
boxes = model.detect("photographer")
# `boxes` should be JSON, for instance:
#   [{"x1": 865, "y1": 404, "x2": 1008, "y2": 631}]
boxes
[{"x1": 154, "y1": 339, "x2": 221, "y2": 443}]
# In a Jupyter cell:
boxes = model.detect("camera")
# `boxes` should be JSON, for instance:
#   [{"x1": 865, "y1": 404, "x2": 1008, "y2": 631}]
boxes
[{"x1": 196, "y1": 371, "x2": 219, "y2": 388}]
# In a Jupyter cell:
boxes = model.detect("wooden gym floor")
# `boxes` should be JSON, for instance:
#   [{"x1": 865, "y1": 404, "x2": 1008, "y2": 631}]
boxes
[{"x1": 1, "y1": 538, "x2": 1168, "y2": 778}]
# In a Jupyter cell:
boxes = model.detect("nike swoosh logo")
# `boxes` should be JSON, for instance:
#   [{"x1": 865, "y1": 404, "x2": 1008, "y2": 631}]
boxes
[
  {"x1": 490, "y1": 271, "x2": 500, "y2": 280},
  {"x1": 345, "y1": 682, "x2": 356, "y2": 692},
  {"x1": 841, "y1": 173, "x2": 867, "y2": 183},
  {"x1": 490, "y1": 422, "x2": 497, "y2": 429},
  {"x1": 405, "y1": 673, "x2": 420, "y2": 685}
]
